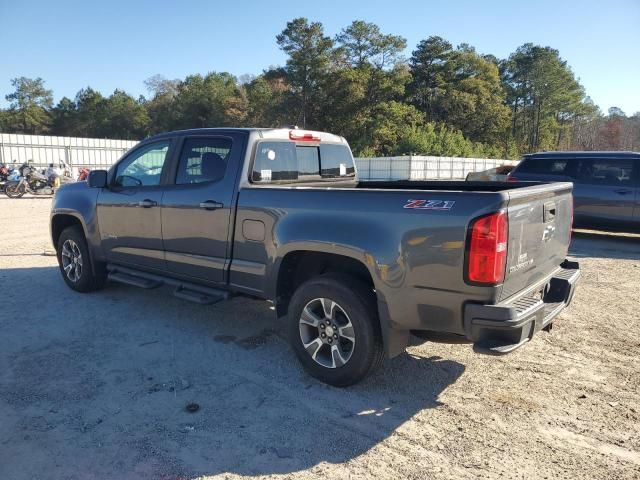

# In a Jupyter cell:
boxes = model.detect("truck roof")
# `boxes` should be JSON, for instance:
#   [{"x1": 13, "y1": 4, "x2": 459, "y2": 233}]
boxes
[{"x1": 145, "y1": 128, "x2": 347, "y2": 144}]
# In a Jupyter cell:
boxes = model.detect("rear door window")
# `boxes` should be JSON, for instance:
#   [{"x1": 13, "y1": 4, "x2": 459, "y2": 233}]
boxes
[
  {"x1": 573, "y1": 158, "x2": 634, "y2": 185},
  {"x1": 175, "y1": 137, "x2": 232, "y2": 185}
]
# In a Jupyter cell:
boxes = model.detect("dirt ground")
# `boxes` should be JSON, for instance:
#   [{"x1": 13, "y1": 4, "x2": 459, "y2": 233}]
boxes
[{"x1": 0, "y1": 195, "x2": 639, "y2": 480}]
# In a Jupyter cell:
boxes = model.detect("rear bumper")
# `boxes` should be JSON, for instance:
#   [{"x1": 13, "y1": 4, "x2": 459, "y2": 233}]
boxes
[{"x1": 464, "y1": 260, "x2": 581, "y2": 354}]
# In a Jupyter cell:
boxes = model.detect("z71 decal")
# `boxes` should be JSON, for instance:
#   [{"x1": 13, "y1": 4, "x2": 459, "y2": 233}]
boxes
[{"x1": 404, "y1": 199, "x2": 456, "y2": 211}]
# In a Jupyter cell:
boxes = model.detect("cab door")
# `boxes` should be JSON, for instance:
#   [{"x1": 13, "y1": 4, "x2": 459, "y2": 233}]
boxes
[
  {"x1": 160, "y1": 133, "x2": 246, "y2": 283},
  {"x1": 96, "y1": 139, "x2": 173, "y2": 271},
  {"x1": 571, "y1": 157, "x2": 636, "y2": 229}
]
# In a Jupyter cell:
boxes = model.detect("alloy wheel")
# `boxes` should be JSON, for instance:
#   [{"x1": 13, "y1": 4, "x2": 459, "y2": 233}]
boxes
[
  {"x1": 298, "y1": 297, "x2": 356, "y2": 368},
  {"x1": 61, "y1": 239, "x2": 83, "y2": 283}
]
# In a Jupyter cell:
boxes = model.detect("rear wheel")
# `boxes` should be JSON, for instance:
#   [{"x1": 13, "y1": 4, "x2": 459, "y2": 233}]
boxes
[
  {"x1": 56, "y1": 226, "x2": 106, "y2": 292},
  {"x1": 288, "y1": 273, "x2": 384, "y2": 387},
  {"x1": 5, "y1": 182, "x2": 25, "y2": 198}
]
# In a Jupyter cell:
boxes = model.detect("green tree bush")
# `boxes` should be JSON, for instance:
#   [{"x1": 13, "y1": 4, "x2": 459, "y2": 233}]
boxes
[{"x1": 2, "y1": 19, "x2": 632, "y2": 158}]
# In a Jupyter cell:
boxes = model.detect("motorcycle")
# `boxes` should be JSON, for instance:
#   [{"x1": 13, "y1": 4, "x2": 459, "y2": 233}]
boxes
[
  {"x1": 0, "y1": 163, "x2": 10, "y2": 193},
  {"x1": 4, "y1": 162, "x2": 73, "y2": 198}
]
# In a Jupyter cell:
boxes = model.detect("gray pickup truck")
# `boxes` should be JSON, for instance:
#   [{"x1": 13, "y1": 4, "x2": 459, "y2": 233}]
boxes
[{"x1": 51, "y1": 128, "x2": 580, "y2": 386}]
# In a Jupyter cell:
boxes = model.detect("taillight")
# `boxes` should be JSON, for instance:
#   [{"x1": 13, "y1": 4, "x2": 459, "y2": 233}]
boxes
[
  {"x1": 467, "y1": 211, "x2": 508, "y2": 285},
  {"x1": 507, "y1": 175, "x2": 519, "y2": 182}
]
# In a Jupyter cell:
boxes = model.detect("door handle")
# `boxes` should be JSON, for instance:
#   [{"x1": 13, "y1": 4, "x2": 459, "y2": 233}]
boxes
[
  {"x1": 137, "y1": 199, "x2": 157, "y2": 208},
  {"x1": 614, "y1": 189, "x2": 632, "y2": 195},
  {"x1": 199, "y1": 200, "x2": 223, "y2": 210}
]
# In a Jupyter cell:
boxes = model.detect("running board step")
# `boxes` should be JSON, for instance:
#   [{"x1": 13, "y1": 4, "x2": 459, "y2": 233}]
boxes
[
  {"x1": 108, "y1": 271, "x2": 162, "y2": 289},
  {"x1": 173, "y1": 286, "x2": 227, "y2": 305},
  {"x1": 106, "y1": 264, "x2": 230, "y2": 305}
]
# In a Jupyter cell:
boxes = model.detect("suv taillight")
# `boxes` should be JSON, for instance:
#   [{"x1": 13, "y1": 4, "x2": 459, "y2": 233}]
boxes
[{"x1": 467, "y1": 211, "x2": 508, "y2": 285}]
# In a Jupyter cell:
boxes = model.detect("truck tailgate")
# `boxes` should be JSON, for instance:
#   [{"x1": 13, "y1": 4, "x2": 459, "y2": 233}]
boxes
[{"x1": 500, "y1": 182, "x2": 573, "y2": 300}]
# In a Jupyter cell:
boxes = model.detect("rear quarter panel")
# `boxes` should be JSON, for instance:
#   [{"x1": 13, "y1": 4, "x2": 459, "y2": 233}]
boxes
[{"x1": 232, "y1": 186, "x2": 507, "y2": 334}]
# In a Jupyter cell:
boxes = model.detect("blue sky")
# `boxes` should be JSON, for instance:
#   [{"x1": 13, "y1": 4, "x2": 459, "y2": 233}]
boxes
[{"x1": 1, "y1": 0, "x2": 639, "y2": 114}]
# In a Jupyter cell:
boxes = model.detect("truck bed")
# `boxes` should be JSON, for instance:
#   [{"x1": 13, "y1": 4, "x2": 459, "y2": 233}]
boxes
[
  {"x1": 357, "y1": 180, "x2": 536, "y2": 192},
  {"x1": 277, "y1": 180, "x2": 540, "y2": 192}
]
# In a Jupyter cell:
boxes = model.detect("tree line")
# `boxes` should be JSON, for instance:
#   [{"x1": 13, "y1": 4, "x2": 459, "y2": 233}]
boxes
[{"x1": 1, "y1": 18, "x2": 639, "y2": 159}]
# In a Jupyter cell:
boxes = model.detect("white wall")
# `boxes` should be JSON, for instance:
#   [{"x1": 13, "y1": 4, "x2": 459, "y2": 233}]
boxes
[
  {"x1": 0, "y1": 133, "x2": 518, "y2": 180},
  {"x1": 355, "y1": 156, "x2": 519, "y2": 181},
  {"x1": 0, "y1": 133, "x2": 138, "y2": 169}
]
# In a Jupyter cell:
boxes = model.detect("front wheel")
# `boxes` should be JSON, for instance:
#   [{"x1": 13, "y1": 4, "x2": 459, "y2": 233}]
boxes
[
  {"x1": 56, "y1": 226, "x2": 106, "y2": 292},
  {"x1": 288, "y1": 273, "x2": 384, "y2": 387},
  {"x1": 5, "y1": 182, "x2": 25, "y2": 198}
]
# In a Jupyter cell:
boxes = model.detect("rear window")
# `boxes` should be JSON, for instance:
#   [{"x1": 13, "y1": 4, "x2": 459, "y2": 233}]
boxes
[
  {"x1": 251, "y1": 141, "x2": 356, "y2": 183},
  {"x1": 320, "y1": 144, "x2": 356, "y2": 178},
  {"x1": 516, "y1": 158, "x2": 569, "y2": 175}
]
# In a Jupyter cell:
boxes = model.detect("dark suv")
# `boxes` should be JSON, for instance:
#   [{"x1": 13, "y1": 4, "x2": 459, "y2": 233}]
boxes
[{"x1": 509, "y1": 151, "x2": 640, "y2": 232}]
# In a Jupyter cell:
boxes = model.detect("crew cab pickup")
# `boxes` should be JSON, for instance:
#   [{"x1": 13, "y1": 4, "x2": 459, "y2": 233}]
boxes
[{"x1": 51, "y1": 128, "x2": 580, "y2": 386}]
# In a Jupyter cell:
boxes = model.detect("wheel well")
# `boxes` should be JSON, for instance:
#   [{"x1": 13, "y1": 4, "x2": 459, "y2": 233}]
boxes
[
  {"x1": 51, "y1": 215, "x2": 83, "y2": 249},
  {"x1": 275, "y1": 251, "x2": 375, "y2": 318}
]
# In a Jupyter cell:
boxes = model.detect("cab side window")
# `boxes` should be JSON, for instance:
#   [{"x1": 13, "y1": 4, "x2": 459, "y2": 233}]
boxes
[
  {"x1": 175, "y1": 137, "x2": 232, "y2": 185},
  {"x1": 115, "y1": 141, "x2": 170, "y2": 187}
]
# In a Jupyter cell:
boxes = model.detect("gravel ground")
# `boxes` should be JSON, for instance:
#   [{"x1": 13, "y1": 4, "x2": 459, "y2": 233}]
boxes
[{"x1": 0, "y1": 196, "x2": 639, "y2": 480}]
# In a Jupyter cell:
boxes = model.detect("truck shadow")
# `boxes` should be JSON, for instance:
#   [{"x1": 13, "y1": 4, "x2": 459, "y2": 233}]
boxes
[
  {"x1": 569, "y1": 229, "x2": 640, "y2": 260},
  {"x1": 0, "y1": 194, "x2": 53, "y2": 200},
  {"x1": 0, "y1": 266, "x2": 465, "y2": 479}
]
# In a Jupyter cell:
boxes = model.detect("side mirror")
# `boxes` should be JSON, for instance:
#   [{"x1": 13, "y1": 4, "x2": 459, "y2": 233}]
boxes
[{"x1": 87, "y1": 170, "x2": 108, "y2": 188}]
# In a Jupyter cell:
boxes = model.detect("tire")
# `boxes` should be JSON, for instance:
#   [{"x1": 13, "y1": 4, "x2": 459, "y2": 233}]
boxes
[
  {"x1": 5, "y1": 182, "x2": 25, "y2": 198},
  {"x1": 288, "y1": 273, "x2": 384, "y2": 387},
  {"x1": 56, "y1": 225, "x2": 106, "y2": 293}
]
